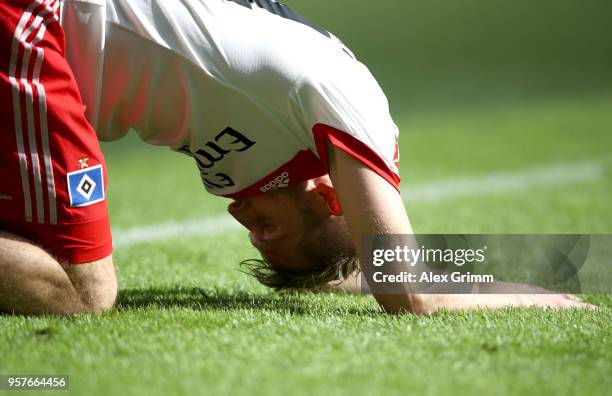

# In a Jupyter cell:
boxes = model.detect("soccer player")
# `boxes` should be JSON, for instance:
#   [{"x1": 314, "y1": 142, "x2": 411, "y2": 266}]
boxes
[{"x1": 0, "y1": 0, "x2": 593, "y2": 315}]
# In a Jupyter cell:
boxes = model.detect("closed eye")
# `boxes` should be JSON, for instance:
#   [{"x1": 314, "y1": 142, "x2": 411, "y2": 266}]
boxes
[{"x1": 255, "y1": 215, "x2": 272, "y2": 229}]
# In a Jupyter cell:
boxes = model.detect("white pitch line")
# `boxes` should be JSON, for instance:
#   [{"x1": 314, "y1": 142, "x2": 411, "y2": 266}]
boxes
[
  {"x1": 113, "y1": 214, "x2": 241, "y2": 248},
  {"x1": 400, "y1": 158, "x2": 606, "y2": 202},
  {"x1": 113, "y1": 158, "x2": 607, "y2": 248}
]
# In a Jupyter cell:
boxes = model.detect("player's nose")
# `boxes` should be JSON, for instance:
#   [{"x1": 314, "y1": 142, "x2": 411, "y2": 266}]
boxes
[
  {"x1": 227, "y1": 199, "x2": 256, "y2": 231},
  {"x1": 227, "y1": 199, "x2": 245, "y2": 215}
]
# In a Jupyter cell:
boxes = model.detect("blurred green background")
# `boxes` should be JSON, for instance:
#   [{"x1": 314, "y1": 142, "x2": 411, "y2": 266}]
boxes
[{"x1": 285, "y1": 0, "x2": 612, "y2": 112}]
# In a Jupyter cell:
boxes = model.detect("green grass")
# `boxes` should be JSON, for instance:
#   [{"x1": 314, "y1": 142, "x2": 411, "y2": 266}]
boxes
[
  {"x1": 1, "y1": 93, "x2": 611, "y2": 396},
  {"x1": 1, "y1": 296, "x2": 610, "y2": 396}
]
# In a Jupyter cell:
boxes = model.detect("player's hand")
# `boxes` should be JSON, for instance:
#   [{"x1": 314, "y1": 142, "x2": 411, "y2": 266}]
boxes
[{"x1": 414, "y1": 292, "x2": 597, "y2": 314}]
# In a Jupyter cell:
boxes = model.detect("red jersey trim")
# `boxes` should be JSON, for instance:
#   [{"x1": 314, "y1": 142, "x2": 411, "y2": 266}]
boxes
[
  {"x1": 312, "y1": 123, "x2": 401, "y2": 192},
  {"x1": 222, "y1": 125, "x2": 400, "y2": 198},
  {"x1": 223, "y1": 149, "x2": 327, "y2": 199}
]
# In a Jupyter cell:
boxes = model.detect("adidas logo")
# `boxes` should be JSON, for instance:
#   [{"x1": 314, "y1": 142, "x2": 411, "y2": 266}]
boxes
[{"x1": 260, "y1": 172, "x2": 290, "y2": 193}]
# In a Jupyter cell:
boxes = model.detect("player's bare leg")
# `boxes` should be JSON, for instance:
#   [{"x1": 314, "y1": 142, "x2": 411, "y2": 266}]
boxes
[{"x1": 0, "y1": 231, "x2": 117, "y2": 315}]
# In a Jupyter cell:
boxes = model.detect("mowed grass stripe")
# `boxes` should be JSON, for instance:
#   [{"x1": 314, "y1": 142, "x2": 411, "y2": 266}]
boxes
[{"x1": 112, "y1": 157, "x2": 608, "y2": 248}]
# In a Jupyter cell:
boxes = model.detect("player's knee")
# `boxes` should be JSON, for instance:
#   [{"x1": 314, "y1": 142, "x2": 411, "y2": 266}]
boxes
[
  {"x1": 70, "y1": 256, "x2": 118, "y2": 314},
  {"x1": 75, "y1": 277, "x2": 117, "y2": 314},
  {"x1": 31, "y1": 260, "x2": 117, "y2": 315},
  {"x1": 0, "y1": 233, "x2": 116, "y2": 315},
  {"x1": 90, "y1": 275, "x2": 117, "y2": 313}
]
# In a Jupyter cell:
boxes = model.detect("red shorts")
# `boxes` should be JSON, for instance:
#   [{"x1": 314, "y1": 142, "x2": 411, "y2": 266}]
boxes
[{"x1": 0, "y1": 0, "x2": 111, "y2": 263}]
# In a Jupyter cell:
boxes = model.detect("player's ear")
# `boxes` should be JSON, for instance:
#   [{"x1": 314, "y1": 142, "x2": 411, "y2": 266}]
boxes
[{"x1": 312, "y1": 178, "x2": 343, "y2": 216}]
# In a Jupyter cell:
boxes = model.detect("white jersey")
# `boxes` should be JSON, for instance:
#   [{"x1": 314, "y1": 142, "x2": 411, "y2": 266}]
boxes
[{"x1": 59, "y1": 0, "x2": 400, "y2": 197}]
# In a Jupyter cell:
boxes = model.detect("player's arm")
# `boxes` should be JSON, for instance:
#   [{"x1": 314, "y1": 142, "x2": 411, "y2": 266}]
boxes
[
  {"x1": 325, "y1": 142, "x2": 423, "y2": 313},
  {"x1": 325, "y1": 143, "x2": 596, "y2": 314}
]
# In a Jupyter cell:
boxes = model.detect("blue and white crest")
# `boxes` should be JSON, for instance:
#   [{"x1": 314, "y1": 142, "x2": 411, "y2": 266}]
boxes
[{"x1": 67, "y1": 165, "x2": 105, "y2": 207}]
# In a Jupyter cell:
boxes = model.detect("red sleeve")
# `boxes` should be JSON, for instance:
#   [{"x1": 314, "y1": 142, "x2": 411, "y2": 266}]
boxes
[
  {"x1": 312, "y1": 123, "x2": 401, "y2": 192},
  {"x1": 0, "y1": 216, "x2": 113, "y2": 264},
  {"x1": 48, "y1": 218, "x2": 113, "y2": 264}
]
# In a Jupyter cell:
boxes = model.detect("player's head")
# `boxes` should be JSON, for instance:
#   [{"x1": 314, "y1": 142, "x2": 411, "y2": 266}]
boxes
[{"x1": 227, "y1": 176, "x2": 358, "y2": 289}]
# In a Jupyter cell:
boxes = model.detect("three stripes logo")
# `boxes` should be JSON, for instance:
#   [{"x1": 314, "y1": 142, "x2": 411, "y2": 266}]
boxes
[{"x1": 8, "y1": 0, "x2": 61, "y2": 224}]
